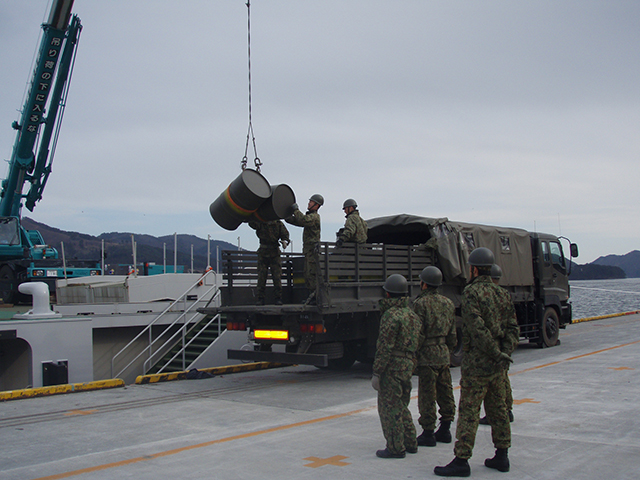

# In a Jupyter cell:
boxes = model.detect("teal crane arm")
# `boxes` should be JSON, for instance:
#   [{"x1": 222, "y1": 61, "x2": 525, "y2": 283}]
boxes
[{"x1": 0, "y1": 0, "x2": 80, "y2": 218}]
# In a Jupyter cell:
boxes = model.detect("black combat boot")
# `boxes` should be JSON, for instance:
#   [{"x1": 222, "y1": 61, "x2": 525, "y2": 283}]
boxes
[
  {"x1": 434, "y1": 457, "x2": 470, "y2": 477},
  {"x1": 434, "y1": 420, "x2": 452, "y2": 443},
  {"x1": 375, "y1": 448, "x2": 405, "y2": 459},
  {"x1": 417, "y1": 430, "x2": 436, "y2": 447},
  {"x1": 485, "y1": 448, "x2": 510, "y2": 472}
]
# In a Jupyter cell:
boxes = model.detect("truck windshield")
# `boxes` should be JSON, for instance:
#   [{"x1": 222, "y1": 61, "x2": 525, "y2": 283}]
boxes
[{"x1": 0, "y1": 218, "x2": 20, "y2": 246}]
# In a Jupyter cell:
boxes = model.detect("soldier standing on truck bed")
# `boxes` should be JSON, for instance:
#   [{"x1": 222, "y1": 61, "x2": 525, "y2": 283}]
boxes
[
  {"x1": 435, "y1": 247, "x2": 519, "y2": 477},
  {"x1": 371, "y1": 274, "x2": 422, "y2": 459},
  {"x1": 336, "y1": 198, "x2": 367, "y2": 246},
  {"x1": 248, "y1": 219, "x2": 290, "y2": 305},
  {"x1": 285, "y1": 194, "x2": 323, "y2": 304},
  {"x1": 412, "y1": 266, "x2": 457, "y2": 448}
]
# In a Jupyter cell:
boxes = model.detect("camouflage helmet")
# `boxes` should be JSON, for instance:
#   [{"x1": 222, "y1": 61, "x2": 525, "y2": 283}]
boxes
[
  {"x1": 309, "y1": 194, "x2": 324, "y2": 206},
  {"x1": 420, "y1": 266, "x2": 442, "y2": 287},
  {"x1": 490, "y1": 263, "x2": 503, "y2": 279},
  {"x1": 343, "y1": 198, "x2": 357, "y2": 209},
  {"x1": 383, "y1": 274, "x2": 408, "y2": 294},
  {"x1": 468, "y1": 247, "x2": 495, "y2": 268}
]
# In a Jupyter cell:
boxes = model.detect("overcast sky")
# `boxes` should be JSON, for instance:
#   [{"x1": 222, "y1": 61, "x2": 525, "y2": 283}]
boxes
[{"x1": 1, "y1": 1, "x2": 638, "y2": 264}]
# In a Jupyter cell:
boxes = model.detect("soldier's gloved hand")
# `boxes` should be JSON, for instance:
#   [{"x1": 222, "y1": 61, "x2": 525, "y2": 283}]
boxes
[
  {"x1": 336, "y1": 238, "x2": 344, "y2": 247},
  {"x1": 371, "y1": 374, "x2": 380, "y2": 391},
  {"x1": 497, "y1": 352, "x2": 513, "y2": 366},
  {"x1": 290, "y1": 203, "x2": 299, "y2": 211}
]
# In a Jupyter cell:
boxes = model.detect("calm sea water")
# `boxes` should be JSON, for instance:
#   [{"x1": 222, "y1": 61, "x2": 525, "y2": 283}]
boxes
[{"x1": 570, "y1": 278, "x2": 640, "y2": 319}]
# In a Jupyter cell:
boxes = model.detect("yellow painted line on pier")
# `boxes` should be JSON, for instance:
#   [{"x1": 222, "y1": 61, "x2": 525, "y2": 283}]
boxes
[
  {"x1": 134, "y1": 361, "x2": 289, "y2": 384},
  {"x1": 31, "y1": 405, "x2": 375, "y2": 480},
  {"x1": 572, "y1": 310, "x2": 640, "y2": 324},
  {"x1": 27, "y1": 333, "x2": 640, "y2": 480},
  {"x1": 0, "y1": 379, "x2": 124, "y2": 402},
  {"x1": 510, "y1": 339, "x2": 640, "y2": 376}
]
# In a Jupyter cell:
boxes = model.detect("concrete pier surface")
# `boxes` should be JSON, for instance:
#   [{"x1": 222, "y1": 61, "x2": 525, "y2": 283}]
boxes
[{"x1": 1, "y1": 312, "x2": 639, "y2": 480}]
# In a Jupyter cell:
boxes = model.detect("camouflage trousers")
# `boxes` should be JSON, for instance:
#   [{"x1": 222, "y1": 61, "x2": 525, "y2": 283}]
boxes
[
  {"x1": 378, "y1": 365, "x2": 417, "y2": 454},
  {"x1": 256, "y1": 248, "x2": 282, "y2": 301},
  {"x1": 454, "y1": 371, "x2": 511, "y2": 459},
  {"x1": 484, "y1": 370, "x2": 513, "y2": 414},
  {"x1": 303, "y1": 245, "x2": 318, "y2": 292},
  {"x1": 416, "y1": 365, "x2": 456, "y2": 431}
]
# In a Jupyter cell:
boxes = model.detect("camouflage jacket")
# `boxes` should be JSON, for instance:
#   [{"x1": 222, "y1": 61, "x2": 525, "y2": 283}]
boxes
[
  {"x1": 373, "y1": 297, "x2": 422, "y2": 375},
  {"x1": 286, "y1": 209, "x2": 321, "y2": 251},
  {"x1": 339, "y1": 210, "x2": 368, "y2": 243},
  {"x1": 460, "y1": 275, "x2": 519, "y2": 377},
  {"x1": 413, "y1": 288, "x2": 457, "y2": 367},
  {"x1": 248, "y1": 220, "x2": 290, "y2": 252}
]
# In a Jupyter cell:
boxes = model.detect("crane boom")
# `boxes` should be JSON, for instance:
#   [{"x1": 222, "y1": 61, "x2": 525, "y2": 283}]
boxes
[
  {"x1": 0, "y1": 0, "x2": 79, "y2": 217},
  {"x1": 0, "y1": 1, "x2": 101, "y2": 304}
]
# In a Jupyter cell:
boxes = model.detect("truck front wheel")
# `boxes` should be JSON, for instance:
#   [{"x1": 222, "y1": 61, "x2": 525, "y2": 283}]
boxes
[{"x1": 541, "y1": 307, "x2": 560, "y2": 347}]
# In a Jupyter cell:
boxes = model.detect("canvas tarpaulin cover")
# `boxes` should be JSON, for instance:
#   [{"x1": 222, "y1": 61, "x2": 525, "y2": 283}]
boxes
[{"x1": 366, "y1": 214, "x2": 534, "y2": 287}]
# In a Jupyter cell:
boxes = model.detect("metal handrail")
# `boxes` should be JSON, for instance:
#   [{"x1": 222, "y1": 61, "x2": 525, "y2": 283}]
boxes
[
  {"x1": 139, "y1": 290, "x2": 220, "y2": 374},
  {"x1": 110, "y1": 270, "x2": 218, "y2": 379},
  {"x1": 150, "y1": 312, "x2": 222, "y2": 374},
  {"x1": 139, "y1": 291, "x2": 219, "y2": 375}
]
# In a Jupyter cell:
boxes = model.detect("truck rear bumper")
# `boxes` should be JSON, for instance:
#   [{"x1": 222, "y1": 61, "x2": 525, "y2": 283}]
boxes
[{"x1": 228, "y1": 349, "x2": 329, "y2": 367}]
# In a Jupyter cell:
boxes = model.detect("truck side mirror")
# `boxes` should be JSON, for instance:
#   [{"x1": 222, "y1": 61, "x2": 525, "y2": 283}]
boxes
[{"x1": 570, "y1": 243, "x2": 579, "y2": 258}]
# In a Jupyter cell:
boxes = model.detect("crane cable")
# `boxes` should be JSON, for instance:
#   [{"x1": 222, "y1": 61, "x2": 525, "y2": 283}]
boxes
[{"x1": 242, "y1": 0, "x2": 262, "y2": 172}]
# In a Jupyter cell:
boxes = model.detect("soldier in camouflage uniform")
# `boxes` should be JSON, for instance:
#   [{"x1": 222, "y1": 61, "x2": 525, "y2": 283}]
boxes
[
  {"x1": 336, "y1": 198, "x2": 367, "y2": 245},
  {"x1": 248, "y1": 220, "x2": 290, "y2": 305},
  {"x1": 480, "y1": 263, "x2": 515, "y2": 425},
  {"x1": 372, "y1": 274, "x2": 422, "y2": 459},
  {"x1": 286, "y1": 194, "x2": 322, "y2": 303},
  {"x1": 412, "y1": 266, "x2": 457, "y2": 447},
  {"x1": 435, "y1": 248, "x2": 519, "y2": 477}
]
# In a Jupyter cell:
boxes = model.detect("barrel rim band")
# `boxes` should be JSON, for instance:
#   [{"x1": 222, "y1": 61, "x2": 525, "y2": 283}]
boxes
[{"x1": 225, "y1": 186, "x2": 257, "y2": 216}]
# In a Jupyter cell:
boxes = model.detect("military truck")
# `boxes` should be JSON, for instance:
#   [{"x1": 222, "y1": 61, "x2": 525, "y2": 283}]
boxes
[{"x1": 200, "y1": 214, "x2": 578, "y2": 369}]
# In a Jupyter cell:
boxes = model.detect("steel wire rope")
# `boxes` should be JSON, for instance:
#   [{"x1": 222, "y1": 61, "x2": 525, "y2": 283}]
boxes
[{"x1": 242, "y1": 0, "x2": 262, "y2": 172}]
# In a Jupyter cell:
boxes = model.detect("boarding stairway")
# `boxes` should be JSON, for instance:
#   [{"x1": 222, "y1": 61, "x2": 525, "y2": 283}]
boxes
[
  {"x1": 110, "y1": 270, "x2": 223, "y2": 381},
  {"x1": 146, "y1": 313, "x2": 224, "y2": 374}
]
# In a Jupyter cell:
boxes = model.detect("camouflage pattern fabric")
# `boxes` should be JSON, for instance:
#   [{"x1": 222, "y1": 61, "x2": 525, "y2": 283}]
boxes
[
  {"x1": 339, "y1": 210, "x2": 368, "y2": 243},
  {"x1": 454, "y1": 372, "x2": 510, "y2": 459},
  {"x1": 413, "y1": 288, "x2": 457, "y2": 430},
  {"x1": 484, "y1": 285, "x2": 518, "y2": 414},
  {"x1": 287, "y1": 209, "x2": 320, "y2": 246},
  {"x1": 248, "y1": 220, "x2": 290, "y2": 300},
  {"x1": 286, "y1": 209, "x2": 321, "y2": 291},
  {"x1": 416, "y1": 364, "x2": 456, "y2": 430},
  {"x1": 374, "y1": 297, "x2": 422, "y2": 454},
  {"x1": 460, "y1": 276, "x2": 519, "y2": 378},
  {"x1": 453, "y1": 275, "x2": 520, "y2": 459},
  {"x1": 378, "y1": 365, "x2": 417, "y2": 454},
  {"x1": 413, "y1": 289, "x2": 457, "y2": 367}
]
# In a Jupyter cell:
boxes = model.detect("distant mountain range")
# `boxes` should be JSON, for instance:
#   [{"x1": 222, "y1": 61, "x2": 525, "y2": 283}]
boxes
[
  {"x1": 22, "y1": 217, "x2": 237, "y2": 274},
  {"x1": 570, "y1": 250, "x2": 640, "y2": 280},
  {"x1": 592, "y1": 251, "x2": 640, "y2": 278}
]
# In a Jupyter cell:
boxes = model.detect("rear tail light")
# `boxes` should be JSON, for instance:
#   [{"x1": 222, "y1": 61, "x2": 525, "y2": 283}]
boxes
[
  {"x1": 226, "y1": 322, "x2": 246, "y2": 331},
  {"x1": 300, "y1": 323, "x2": 325, "y2": 334}
]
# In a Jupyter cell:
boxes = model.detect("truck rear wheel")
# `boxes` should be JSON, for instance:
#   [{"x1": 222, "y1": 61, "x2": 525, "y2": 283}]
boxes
[{"x1": 541, "y1": 307, "x2": 560, "y2": 347}]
